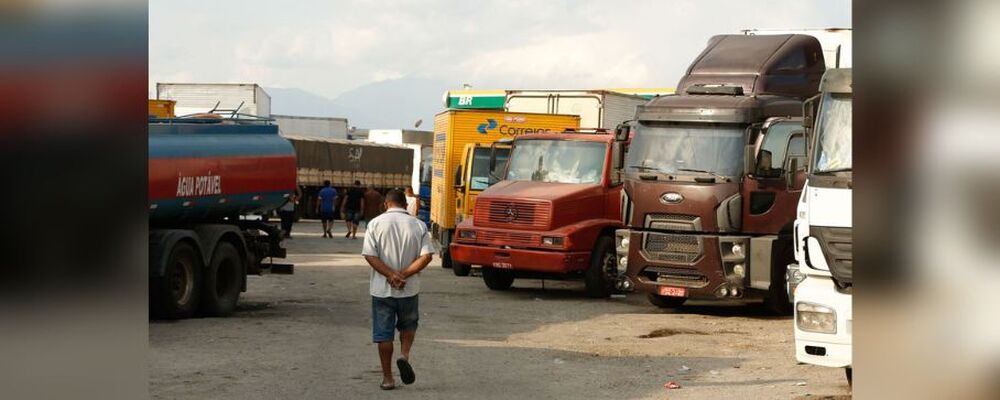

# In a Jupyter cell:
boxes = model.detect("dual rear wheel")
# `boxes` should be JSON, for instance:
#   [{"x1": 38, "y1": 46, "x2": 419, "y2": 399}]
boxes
[{"x1": 151, "y1": 241, "x2": 243, "y2": 319}]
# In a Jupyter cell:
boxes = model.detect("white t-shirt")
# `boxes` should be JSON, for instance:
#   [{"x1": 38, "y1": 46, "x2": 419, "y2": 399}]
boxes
[
  {"x1": 362, "y1": 208, "x2": 435, "y2": 298},
  {"x1": 405, "y1": 195, "x2": 419, "y2": 216}
]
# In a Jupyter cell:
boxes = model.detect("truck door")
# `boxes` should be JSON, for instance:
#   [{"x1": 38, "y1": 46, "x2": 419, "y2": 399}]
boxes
[{"x1": 743, "y1": 118, "x2": 807, "y2": 234}]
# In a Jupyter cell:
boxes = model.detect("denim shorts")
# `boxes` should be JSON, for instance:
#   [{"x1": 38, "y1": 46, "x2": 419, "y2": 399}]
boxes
[
  {"x1": 345, "y1": 210, "x2": 362, "y2": 223},
  {"x1": 372, "y1": 295, "x2": 419, "y2": 342}
]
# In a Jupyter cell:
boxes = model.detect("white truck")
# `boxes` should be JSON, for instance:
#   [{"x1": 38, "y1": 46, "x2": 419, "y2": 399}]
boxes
[
  {"x1": 787, "y1": 68, "x2": 853, "y2": 384},
  {"x1": 742, "y1": 28, "x2": 852, "y2": 69},
  {"x1": 274, "y1": 114, "x2": 350, "y2": 139},
  {"x1": 156, "y1": 83, "x2": 271, "y2": 117},
  {"x1": 366, "y1": 129, "x2": 433, "y2": 193}
]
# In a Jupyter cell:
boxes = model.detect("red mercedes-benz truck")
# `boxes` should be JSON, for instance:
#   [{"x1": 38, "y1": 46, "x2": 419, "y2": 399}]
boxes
[
  {"x1": 615, "y1": 34, "x2": 825, "y2": 312},
  {"x1": 149, "y1": 116, "x2": 297, "y2": 319},
  {"x1": 449, "y1": 129, "x2": 627, "y2": 297}
]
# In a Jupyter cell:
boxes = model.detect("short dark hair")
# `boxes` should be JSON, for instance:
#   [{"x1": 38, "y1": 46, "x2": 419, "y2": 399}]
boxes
[
  {"x1": 354, "y1": 180, "x2": 361, "y2": 186},
  {"x1": 323, "y1": 180, "x2": 331, "y2": 187},
  {"x1": 385, "y1": 189, "x2": 407, "y2": 208}
]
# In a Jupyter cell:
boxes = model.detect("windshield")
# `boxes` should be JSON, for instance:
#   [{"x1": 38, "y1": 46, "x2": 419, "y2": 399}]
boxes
[
  {"x1": 506, "y1": 140, "x2": 607, "y2": 184},
  {"x1": 420, "y1": 147, "x2": 432, "y2": 186},
  {"x1": 626, "y1": 122, "x2": 745, "y2": 178},
  {"x1": 813, "y1": 93, "x2": 852, "y2": 173},
  {"x1": 470, "y1": 147, "x2": 509, "y2": 190}
]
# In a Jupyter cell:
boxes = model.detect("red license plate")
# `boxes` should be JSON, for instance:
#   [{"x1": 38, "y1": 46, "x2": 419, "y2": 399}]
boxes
[{"x1": 658, "y1": 286, "x2": 687, "y2": 297}]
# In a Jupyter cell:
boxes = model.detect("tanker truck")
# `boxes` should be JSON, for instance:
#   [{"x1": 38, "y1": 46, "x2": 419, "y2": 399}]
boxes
[{"x1": 148, "y1": 115, "x2": 297, "y2": 319}]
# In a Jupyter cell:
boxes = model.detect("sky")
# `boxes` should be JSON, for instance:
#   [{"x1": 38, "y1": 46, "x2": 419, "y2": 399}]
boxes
[{"x1": 149, "y1": 0, "x2": 850, "y2": 124}]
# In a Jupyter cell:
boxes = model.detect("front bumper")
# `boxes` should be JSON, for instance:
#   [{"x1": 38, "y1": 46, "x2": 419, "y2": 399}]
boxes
[
  {"x1": 794, "y1": 275, "x2": 852, "y2": 367},
  {"x1": 621, "y1": 229, "x2": 754, "y2": 300},
  {"x1": 449, "y1": 242, "x2": 590, "y2": 274}
]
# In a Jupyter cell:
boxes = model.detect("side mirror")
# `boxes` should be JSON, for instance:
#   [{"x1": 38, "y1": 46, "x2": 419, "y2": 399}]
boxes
[
  {"x1": 755, "y1": 149, "x2": 776, "y2": 178},
  {"x1": 614, "y1": 123, "x2": 630, "y2": 142},
  {"x1": 802, "y1": 94, "x2": 820, "y2": 129},
  {"x1": 785, "y1": 157, "x2": 799, "y2": 187},
  {"x1": 453, "y1": 165, "x2": 464, "y2": 191}
]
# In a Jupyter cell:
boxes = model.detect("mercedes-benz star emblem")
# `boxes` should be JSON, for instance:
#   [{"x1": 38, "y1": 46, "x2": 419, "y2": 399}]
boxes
[{"x1": 504, "y1": 206, "x2": 518, "y2": 222}]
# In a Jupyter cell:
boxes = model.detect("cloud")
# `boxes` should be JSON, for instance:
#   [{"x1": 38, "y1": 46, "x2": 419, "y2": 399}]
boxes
[{"x1": 149, "y1": 0, "x2": 851, "y2": 98}]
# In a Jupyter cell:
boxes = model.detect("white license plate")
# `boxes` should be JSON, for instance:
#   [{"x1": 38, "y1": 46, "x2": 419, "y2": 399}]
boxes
[
  {"x1": 491, "y1": 262, "x2": 513, "y2": 269},
  {"x1": 658, "y1": 286, "x2": 687, "y2": 297}
]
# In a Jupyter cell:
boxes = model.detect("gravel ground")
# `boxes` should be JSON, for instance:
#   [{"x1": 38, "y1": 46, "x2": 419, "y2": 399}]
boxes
[{"x1": 150, "y1": 220, "x2": 851, "y2": 399}]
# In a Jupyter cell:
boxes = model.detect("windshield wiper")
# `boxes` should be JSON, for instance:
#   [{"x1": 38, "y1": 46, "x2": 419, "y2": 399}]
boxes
[
  {"x1": 627, "y1": 165, "x2": 663, "y2": 172},
  {"x1": 677, "y1": 168, "x2": 731, "y2": 182},
  {"x1": 814, "y1": 167, "x2": 852, "y2": 175}
]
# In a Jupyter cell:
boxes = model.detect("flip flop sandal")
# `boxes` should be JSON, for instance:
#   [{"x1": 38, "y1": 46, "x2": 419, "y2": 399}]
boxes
[
  {"x1": 397, "y1": 358, "x2": 415, "y2": 385},
  {"x1": 380, "y1": 382, "x2": 396, "y2": 390}
]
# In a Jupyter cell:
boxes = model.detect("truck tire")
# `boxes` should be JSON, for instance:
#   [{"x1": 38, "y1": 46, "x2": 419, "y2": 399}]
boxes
[
  {"x1": 647, "y1": 293, "x2": 686, "y2": 309},
  {"x1": 584, "y1": 236, "x2": 617, "y2": 298},
  {"x1": 441, "y1": 249, "x2": 453, "y2": 269},
  {"x1": 482, "y1": 267, "x2": 514, "y2": 290},
  {"x1": 200, "y1": 242, "x2": 243, "y2": 317},
  {"x1": 151, "y1": 241, "x2": 202, "y2": 319},
  {"x1": 763, "y1": 264, "x2": 792, "y2": 315},
  {"x1": 453, "y1": 262, "x2": 471, "y2": 277}
]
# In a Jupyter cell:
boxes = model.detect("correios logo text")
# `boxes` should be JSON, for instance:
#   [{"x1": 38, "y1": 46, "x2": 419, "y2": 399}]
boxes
[{"x1": 477, "y1": 117, "x2": 553, "y2": 136}]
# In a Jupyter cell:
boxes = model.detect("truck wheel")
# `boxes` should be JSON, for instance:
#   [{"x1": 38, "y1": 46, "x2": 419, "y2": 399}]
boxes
[
  {"x1": 763, "y1": 265, "x2": 792, "y2": 315},
  {"x1": 584, "y1": 236, "x2": 616, "y2": 298},
  {"x1": 441, "y1": 249, "x2": 453, "y2": 269},
  {"x1": 453, "y1": 262, "x2": 471, "y2": 277},
  {"x1": 151, "y1": 241, "x2": 202, "y2": 319},
  {"x1": 647, "y1": 293, "x2": 686, "y2": 309},
  {"x1": 200, "y1": 242, "x2": 243, "y2": 317},
  {"x1": 482, "y1": 267, "x2": 514, "y2": 290}
]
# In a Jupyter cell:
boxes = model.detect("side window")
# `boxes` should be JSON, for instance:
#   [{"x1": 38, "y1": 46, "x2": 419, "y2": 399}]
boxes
[
  {"x1": 787, "y1": 134, "x2": 806, "y2": 158},
  {"x1": 774, "y1": 49, "x2": 806, "y2": 72},
  {"x1": 759, "y1": 121, "x2": 801, "y2": 170}
]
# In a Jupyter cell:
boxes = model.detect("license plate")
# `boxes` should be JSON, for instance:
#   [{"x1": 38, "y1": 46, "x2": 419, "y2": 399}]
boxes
[
  {"x1": 491, "y1": 262, "x2": 513, "y2": 269},
  {"x1": 658, "y1": 286, "x2": 687, "y2": 297}
]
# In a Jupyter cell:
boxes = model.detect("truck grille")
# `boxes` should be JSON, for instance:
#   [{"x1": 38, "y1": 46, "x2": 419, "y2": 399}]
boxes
[
  {"x1": 812, "y1": 226, "x2": 852, "y2": 285},
  {"x1": 474, "y1": 199, "x2": 551, "y2": 230},
  {"x1": 643, "y1": 233, "x2": 703, "y2": 263},
  {"x1": 645, "y1": 213, "x2": 702, "y2": 231},
  {"x1": 477, "y1": 230, "x2": 539, "y2": 247},
  {"x1": 643, "y1": 266, "x2": 709, "y2": 287}
]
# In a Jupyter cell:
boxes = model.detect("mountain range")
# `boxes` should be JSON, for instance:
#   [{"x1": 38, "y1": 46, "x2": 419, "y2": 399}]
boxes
[{"x1": 266, "y1": 77, "x2": 451, "y2": 130}]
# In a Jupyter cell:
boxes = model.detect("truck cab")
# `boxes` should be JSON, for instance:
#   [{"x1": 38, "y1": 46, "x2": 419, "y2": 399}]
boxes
[
  {"x1": 450, "y1": 129, "x2": 626, "y2": 297},
  {"x1": 449, "y1": 142, "x2": 510, "y2": 275},
  {"x1": 615, "y1": 34, "x2": 825, "y2": 312},
  {"x1": 788, "y1": 68, "x2": 853, "y2": 382}
]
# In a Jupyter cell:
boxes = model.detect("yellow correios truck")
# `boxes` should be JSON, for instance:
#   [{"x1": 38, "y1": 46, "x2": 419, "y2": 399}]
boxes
[{"x1": 431, "y1": 110, "x2": 579, "y2": 269}]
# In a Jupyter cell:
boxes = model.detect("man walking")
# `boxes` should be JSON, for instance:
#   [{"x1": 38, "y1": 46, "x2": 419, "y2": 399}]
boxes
[
  {"x1": 340, "y1": 180, "x2": 365, "y2": 239},
  {"x1": 362, "y1": 185, "x2": 384, "y2": 225},
  {"x1": 279, "y1": 185, "x2": 302, "y2": 238},
  {"x1": 316, "y1": 180, "x2": 337, "y2": 238},
  {"x1": 362, "y1": 189, "x2": 434, "y2": 390}
]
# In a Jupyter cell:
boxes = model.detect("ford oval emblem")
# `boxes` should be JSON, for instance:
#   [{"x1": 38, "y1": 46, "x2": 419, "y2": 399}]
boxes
[{"x1": 660, "y1": 192, "x2": 684, "y2": 204}]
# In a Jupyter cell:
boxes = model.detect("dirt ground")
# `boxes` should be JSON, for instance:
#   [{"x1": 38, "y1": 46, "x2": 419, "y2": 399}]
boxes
[{"x1": 149, "y1": 220, "x2": 851, "y2": 399}]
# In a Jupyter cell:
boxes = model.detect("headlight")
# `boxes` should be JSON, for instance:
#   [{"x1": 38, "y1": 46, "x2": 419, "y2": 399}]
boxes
[
  {"x1": 732, "y1": 264, "x2": 745, "y2": 278},
  {"x1": 620, "y1": 237, "x2": 630, "y2": 249},
  {"x1": 796, "y1": 302, "x2": 837, "y2": 334},
  {"x1": 458, "y1": 230, "x2": 476, "y2": 240},
  {"x1": 731, "y1": 243, "x2": 745, "y2": 258},
  {"x1": 541, "y1": 236, "x2": 565, "y2": 246}
]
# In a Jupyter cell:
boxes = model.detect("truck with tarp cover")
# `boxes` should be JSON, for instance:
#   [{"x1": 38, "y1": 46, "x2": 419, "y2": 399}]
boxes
[{"x1": 285, "y1": 135, "x2": 413, "y2": 219}]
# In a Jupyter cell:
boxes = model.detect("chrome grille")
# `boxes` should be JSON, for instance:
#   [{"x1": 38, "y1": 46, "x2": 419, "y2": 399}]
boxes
[
  {"x1": 474, "y1": 199, "x2": 551, "y2": 230},
  {"x1": 645, "y1": 213, "x2": 702, "y2": 231}
]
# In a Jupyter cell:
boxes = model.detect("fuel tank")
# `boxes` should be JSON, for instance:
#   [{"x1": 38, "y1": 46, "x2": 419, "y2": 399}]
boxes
[{"x1": 148, "y1": 118, "x2": 297, "y2": 224}]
